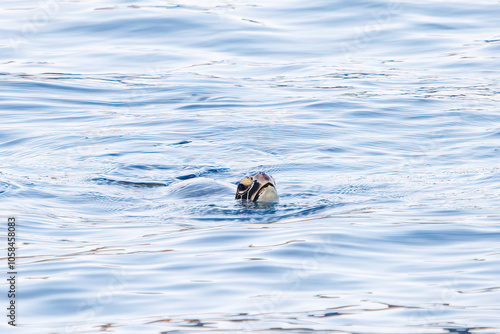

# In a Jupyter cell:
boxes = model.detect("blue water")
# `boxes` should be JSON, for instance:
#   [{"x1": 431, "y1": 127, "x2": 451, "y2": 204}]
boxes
[{"x1": 1, "y1": 0, "x2": 500, "y2": 333}]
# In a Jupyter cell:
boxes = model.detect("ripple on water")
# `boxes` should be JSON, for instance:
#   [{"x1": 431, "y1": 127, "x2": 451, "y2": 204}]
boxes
[{"x1": 0, "y1": 180, "x2": 12, "y2": 194}]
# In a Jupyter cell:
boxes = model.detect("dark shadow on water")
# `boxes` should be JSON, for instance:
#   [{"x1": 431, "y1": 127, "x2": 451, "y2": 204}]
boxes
[
  {"x1": 176, "y1": 167, "x2": 231, "y2": 180},
  {"x1": 92, "y1": 177, "x2": 168, "y2": 188},
  {"x1": 236, "y1": 200, "x2": 279, "y2": 209},
  {"x1": 444, "y1": 328, "x2": 491, "y2": 334},
  {"x1": 190, "y1": 201, "x2": 345, "y2": 224}
]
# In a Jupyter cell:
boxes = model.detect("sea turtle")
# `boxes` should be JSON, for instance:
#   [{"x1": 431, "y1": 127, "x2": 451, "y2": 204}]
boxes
[
  {"x1": 235, "y1": 172, "x2": 278, "y2": 202},
  {"x1": 95, "y1": 171, "x2": 278, "y2": 204}
]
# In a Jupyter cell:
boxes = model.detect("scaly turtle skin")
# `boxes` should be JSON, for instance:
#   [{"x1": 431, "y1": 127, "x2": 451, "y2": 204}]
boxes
[{"x1": 235, "y1": 172, "x2": 278, "y2": 202}]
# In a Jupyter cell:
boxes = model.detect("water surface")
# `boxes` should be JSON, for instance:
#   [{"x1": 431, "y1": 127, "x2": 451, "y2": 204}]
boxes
[{"x1": 1, "y1": 0, "x2": 499, "y2": 333}]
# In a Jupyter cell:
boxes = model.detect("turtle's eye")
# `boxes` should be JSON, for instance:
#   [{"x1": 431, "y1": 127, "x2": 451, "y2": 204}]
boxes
[{"x1": 237, "y1": 183, "x2": 248, "y2": 193}]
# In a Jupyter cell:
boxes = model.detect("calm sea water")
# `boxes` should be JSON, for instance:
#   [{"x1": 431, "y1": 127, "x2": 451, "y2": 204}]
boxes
[{"x1": 1, "y1": 0, "x2": 500, "y2": 333}]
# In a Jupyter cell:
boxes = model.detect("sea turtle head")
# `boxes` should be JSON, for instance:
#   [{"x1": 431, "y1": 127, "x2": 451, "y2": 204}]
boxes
[{"x1": 235, "y1": 172, "x2": 278, "y2": 203}]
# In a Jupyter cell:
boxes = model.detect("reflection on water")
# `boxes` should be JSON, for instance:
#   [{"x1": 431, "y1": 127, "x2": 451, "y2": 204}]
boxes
[{"x1": 1, "y1": 0, "x2": 499, "y2": 333}]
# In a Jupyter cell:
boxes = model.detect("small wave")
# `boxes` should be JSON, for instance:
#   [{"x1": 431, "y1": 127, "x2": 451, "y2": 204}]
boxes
[
  {"x1": 92, "y1": 177, "x2": 168, "y2": 188},
  {"x1": 0, "y1": 180, "x2": 12, "y2": 194}
]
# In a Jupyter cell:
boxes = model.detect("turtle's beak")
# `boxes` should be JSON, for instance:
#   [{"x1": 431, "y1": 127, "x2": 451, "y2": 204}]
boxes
[
  {"x1": 253, "y1": 173, "x2": 278, "y2": 202},
  {"x1": 254, "y1": 183, "x2": 278, "y2": 202}
]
